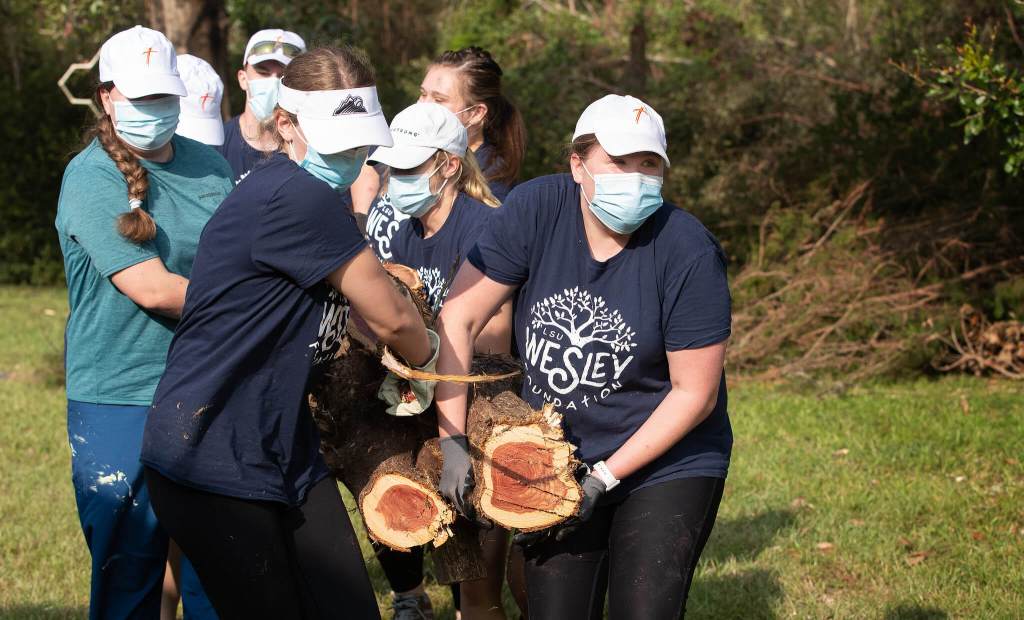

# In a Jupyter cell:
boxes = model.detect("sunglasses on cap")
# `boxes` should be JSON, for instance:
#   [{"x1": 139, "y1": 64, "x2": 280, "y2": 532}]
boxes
[{"x1": 248, "y1": 41, "x2": 303, "y2": 59}]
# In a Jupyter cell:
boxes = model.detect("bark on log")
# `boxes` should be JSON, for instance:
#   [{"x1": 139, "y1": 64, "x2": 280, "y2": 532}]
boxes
[{"x1": 309, "y1": 263, "x2": 485, "y2": 582}]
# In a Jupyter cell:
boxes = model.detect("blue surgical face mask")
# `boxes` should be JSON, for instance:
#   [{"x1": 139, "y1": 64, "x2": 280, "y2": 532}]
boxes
[
  {"x1": 247, "y1": 76, "x2": 280, "y2": 121},
  {"x1": 388, "y1": 156, "x2": 450, "y2": 217},
  {"x1": 581, "y1": 162, "x2": 664, "y2": 234},
  {"x1": 113, "y1": 97, "x2": 180, "y2": 151},
  {"x1": 291, "y1": 129, "x2": 367, "y2": 190}
]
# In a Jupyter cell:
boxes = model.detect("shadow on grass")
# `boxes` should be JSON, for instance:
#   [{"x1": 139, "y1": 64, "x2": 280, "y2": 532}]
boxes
[
  {"x1": 703, "y1": 508, "x2": 797, "y2": 563},
  {"x1": 687, "y1": 568, "x2": 783, "y2": 619},
  {"x1": 0, "y1": 605, "x2": 87, "y2": 619},
  {"x1": 883, "y1": 604, "x2": 949, "y2": 620}
]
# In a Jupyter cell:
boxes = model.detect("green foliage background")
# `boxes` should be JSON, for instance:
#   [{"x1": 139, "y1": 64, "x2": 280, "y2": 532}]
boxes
[{"x1": 1, "y1": 0, "x2": 1021, "y2": 374}]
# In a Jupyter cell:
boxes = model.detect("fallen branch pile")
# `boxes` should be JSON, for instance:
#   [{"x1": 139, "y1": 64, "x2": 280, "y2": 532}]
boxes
[
  {"x1": 729, "y1": 181, "x2": 1024, "y2": 380},
  {"x1": 932, "y1": 305, "x2": 1024, "y2": 379}
]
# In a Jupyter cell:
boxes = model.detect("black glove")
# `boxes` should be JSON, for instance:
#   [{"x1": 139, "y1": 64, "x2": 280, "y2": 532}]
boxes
[
  {"x1": 512, "y1": 469, "x2": 608, "y2": 547},
  {"x1": 438, "y1": 435, "x2": 491, "y2": 527}
]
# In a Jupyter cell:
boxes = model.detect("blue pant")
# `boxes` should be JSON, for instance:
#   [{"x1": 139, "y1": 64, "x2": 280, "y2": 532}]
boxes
[{"x1": 68, "y1": 400, "x2": 217, "y2": 620}]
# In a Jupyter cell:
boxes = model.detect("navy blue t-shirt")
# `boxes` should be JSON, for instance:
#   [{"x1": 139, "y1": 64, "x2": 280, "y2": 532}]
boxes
[
  {"x1": 468, "y1": 173, "x2": 733, "y2": 497},
  {"x1": 215, "y1": 116, "x2": 268, "y2": 184},
  {"x1": 141, "y1": 152, "x2": 366, "y2": 505},
  {"x1": 391, "y1": 193, "x2": 494, "y2": 312},
  {"x1": 474, "y1": 141, "x2": 513, "y2": 201}
]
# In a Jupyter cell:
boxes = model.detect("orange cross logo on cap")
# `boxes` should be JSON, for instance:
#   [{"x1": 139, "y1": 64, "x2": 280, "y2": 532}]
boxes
[
  {"x1": 199, "y1": 92, "x2": 212, "y2": 111},
  {"x1": 142, "y1": 47, "x2": 158, "y2": 66},
  {"x1": 633, "y1": 105, "x2": 648, "y2": 124}
]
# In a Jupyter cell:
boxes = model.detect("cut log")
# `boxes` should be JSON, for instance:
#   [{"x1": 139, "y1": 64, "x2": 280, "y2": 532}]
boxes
[
  {"x1": 359, "y1": 452, "x2": 454, "y2": 551},
  {"x1": 308, "y1": 262, "x2": 486, "y2": 582},
  {"x1": 468, "y1": 379, "x2": 582, "y2": 532}
]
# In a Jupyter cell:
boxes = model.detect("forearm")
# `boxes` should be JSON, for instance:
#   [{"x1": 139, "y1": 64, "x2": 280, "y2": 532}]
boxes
[
  {"x1": 435, "y1": 315, "x2": 478, "y2": 437},
  {"x1": 604, "y1": 387, "x2": 718, "y2": 481}
]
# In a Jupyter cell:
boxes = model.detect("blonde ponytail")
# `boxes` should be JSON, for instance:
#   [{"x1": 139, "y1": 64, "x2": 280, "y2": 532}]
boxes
[
  {"x1": 90, "y1": 97, "x2": 156, "y2": 244},
  {"x1": 456, "y1": 150, "x2": 500, "y2": 208}
]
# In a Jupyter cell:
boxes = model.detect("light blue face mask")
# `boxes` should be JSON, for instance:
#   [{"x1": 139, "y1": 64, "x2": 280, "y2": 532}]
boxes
[
  {"x1": 113, "y1": 97, "x2": 180, "y2": 151},
  {"x1": 581, "y1": 163, "x2": 664, "y2": 234},
  {"x1": 291, "y1": 130, "x2": 367, "y2": 190},
  {"x1": 388, "y1": 157, "x2": 449, "y2": 218},
  {"x1": 247, "y1": 76, "x2": 280, "y2": 121}
]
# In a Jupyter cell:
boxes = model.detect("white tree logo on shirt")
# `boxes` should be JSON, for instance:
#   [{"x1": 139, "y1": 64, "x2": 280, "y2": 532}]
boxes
[
  {"x1": 524, "y1": 287, "x2": 637, "y2": 410},
  {"x1": 418, "y1": 267, "x2": 447, "y2": 314}
]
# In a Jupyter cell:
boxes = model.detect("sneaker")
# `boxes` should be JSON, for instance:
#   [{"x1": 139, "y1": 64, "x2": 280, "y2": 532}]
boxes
[{"x1": 391, "y1": 591, "x2": 434, "y2": 620}]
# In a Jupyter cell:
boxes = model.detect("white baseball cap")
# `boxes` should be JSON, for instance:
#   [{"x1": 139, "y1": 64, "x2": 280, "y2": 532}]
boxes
[
  {"x1": 99, "y1": 26, "x2": 187, "y2": 99},
  {"x1": 368, "y1": 103, "x2": 469, "y2": 170},
  {"x1": 573, "y1": 94, "x2": 670, "y2": 166},
  {"x1": 175, "y1": 54, "x2": 225, "y2": 146},
  {"x1": 277, "y1": 83, "x2": 392, "y2": 154},
  {"x1": 243, "y1": 29, "x2": 306, "y2": 67}
]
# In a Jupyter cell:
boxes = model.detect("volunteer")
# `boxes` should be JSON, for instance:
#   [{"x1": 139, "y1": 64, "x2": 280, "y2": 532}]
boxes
[
  {"x1": 364, "y1": 46, "x2": 524, "y2": 261},
  {"x1": 55, "y1": 25, "x2": 233, "y2": 619},
  {"x1": 434, "y1": 95, "x2": 732, "y2": 619},
  {"x1": 140, "y1": 46, "x2": 435, "y2": 620},
  {"x1": 366, "y1": 102, "x2": 511, "y2": 620},
  {"x1": 216, "y1": 28, "x2": 306, "y2": 183},
  {"x1": 175, "y1": 53, "x2": 226, "y2": 146}
]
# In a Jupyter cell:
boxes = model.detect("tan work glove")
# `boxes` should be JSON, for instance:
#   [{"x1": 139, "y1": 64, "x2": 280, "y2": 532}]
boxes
[{"x1": 377, "y1": 329, "x2": 440, "y2": 416}]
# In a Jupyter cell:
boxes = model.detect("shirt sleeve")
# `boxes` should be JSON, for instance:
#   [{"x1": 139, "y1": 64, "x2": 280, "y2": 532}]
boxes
[
  {"x1": 466, "y1": 188, "x2": 535, "y2": 285},
  {"x1": 663, "y1": 248, "x2": 732, "y2": 351},
  {"x1": 251, "y1": 179, "x2": 367, "y2": 289},
  {"x1": 58, "y1": 163, "x2": 159, "y2": 277}
]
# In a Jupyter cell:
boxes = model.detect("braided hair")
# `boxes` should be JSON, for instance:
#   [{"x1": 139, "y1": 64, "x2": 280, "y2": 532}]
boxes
[{"x1": 89, "y1": 83, "x2": 155, "y2": 244}]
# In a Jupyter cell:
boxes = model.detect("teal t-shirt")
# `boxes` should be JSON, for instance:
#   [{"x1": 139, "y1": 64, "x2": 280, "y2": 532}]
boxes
[{"x1": 56, "y1": 135, "x2": 233, "y2": 405}]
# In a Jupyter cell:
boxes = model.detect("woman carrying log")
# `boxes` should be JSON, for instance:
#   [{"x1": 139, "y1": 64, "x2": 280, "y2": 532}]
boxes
[
  {"x1": 435, "y1": 95, "x2": 733, "y2": 619},
  {"x1": 139, "y1": 46, "x2": 438, "y2": 619},
  {"x1": 367, "y1": 102, "x2": 514, "y2": 620},
  {"x1": 55, "y1": 26, "x2": 229, "y2": 619}
]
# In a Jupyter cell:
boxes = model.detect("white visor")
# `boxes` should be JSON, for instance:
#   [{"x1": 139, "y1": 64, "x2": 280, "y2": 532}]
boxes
[{"x1": 278, "y1": 84, "x2": 393, "y2": 154}]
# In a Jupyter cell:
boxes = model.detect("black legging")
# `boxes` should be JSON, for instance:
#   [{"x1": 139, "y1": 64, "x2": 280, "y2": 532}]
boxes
[
  {"x1": 145, "y1": 468, "x2": 380, "y2": 620},
  {"x1": 520, "y1": 476, "x2": 724, "y2": 620}
]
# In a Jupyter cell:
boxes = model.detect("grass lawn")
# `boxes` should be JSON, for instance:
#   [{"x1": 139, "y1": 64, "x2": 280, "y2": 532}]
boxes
[{"x1": 1, "y1": 285, "x2": 1021, "y2": 619}]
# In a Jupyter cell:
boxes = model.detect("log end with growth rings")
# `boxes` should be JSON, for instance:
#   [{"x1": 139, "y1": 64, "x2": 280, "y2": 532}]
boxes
[
  {"x1": 359, "y1": 472, "x2": 455, "y2": 551},
  {"x1": 477, "y1": 413, "x2": 582, "y2": 531}
]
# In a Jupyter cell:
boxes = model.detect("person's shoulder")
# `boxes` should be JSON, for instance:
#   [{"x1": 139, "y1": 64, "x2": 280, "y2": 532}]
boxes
[
  {"x1": 504, "y1": 173, "x2": 575, "y2": 209},
  {"x1": 172, "y1": 135, "x2": 233, "y2": 179},
  {"x1": 65, "y1": 139, "x2": 116, "y2": 175},
  {"x1": 61, "y1": 139, "x2": 124, "y2": 189},
  {"x1": 651, "y1": 202, "x2": 726, "y2": 265},
  {"x1": 455, "y1": 193, "x2": 494, "y2": 218},
  {"x1": 265, "y1": 157, "x2": 343, "y2": 211}
]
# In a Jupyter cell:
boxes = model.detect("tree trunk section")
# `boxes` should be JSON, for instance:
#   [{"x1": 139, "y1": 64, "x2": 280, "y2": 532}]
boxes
[{"x1": 468, "y1": 378, "x2": 582, "y2": 532}]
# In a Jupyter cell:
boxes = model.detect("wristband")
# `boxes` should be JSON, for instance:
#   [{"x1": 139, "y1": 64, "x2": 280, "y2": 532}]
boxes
[{"x1": 592, "y1": 460, "x2": 620, "y2": 491}]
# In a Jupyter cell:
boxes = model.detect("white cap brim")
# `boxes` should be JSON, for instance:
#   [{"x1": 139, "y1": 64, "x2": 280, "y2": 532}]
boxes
[
  {"x1": 115, "y1": 73, "x2": 187, "y2": 99},
  {"x1": 279, "y1": 84, "x2": 394, "y2": 154},
  {"x1": 176, "y1": 117, "x2": 225, "y2": 146},
  {"x1": 247, "y1": 52, "x2": 293, "y2": 67},
  {"x1": 594, "y1": 129, "x2": 671, "y2": 167},
  {"x1": 367, "y1": 144, "x2": 437, "y2": 170}
]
